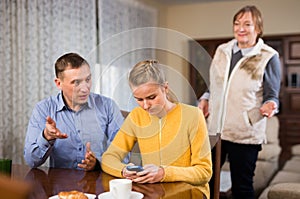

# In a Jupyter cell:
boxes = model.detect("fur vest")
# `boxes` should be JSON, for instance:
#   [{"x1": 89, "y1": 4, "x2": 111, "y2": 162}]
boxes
[{"x1": 207, "y1": 38, "x2": 277, "y2": 144}]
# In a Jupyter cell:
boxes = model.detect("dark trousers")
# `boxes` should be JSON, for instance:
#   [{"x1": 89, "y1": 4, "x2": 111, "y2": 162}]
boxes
[{"x1": 209, "y1": 140, "x2": 261, "y2": 199}]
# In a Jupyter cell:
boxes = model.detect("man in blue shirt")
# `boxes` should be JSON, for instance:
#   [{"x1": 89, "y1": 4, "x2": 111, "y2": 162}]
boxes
[{"x1": 24, "y1": 53, "x2": 124, "y2": 171}]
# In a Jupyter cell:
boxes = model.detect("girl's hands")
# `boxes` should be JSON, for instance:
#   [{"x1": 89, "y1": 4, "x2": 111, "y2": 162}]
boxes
[{"x1": 123, "y1": 164, "x2": 164, "y2": 184}]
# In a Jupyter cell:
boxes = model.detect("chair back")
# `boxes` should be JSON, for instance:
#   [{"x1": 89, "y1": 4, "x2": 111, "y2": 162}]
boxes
[{"x1": 0, "y1": 173, "x2": 31, "y2": 199}]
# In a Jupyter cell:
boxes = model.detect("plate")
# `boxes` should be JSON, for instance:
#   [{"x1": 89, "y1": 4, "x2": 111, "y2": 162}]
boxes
[
  {"x1": 98, "y1": 191, "x2": 144, "y2": 199},
  {"x1": 49, "y1": 193, "x2": 96, "y2": 199}
]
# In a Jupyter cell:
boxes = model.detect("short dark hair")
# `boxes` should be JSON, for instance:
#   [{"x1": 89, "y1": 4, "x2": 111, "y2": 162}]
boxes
[
  {"x1": 54, "y1": 53, "x2": 89, "y2": 79},
  {"x1": 233, "y1": 5, "x2": 263, "y2": 39}
]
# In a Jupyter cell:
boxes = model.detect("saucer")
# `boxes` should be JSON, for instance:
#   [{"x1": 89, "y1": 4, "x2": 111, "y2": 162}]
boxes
[
  {"x1": 98, "y1": 191, "x2": 144, "y2": 199},
  {"x1": 49, "y1": 193, "x2": 96, "y2": 199}
]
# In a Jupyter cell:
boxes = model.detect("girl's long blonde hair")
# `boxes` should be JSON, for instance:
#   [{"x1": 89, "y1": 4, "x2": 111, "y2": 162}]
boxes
[{"x1": 128, "y1": 60, "x2": 178, "y2": 103}]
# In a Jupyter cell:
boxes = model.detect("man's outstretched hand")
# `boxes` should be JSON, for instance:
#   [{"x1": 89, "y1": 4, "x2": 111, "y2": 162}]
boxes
[{"x1": 43, "y1": 116, "x2": 68, "y2": 141}]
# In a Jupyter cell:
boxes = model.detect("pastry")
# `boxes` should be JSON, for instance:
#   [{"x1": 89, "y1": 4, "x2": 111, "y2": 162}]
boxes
[{"x1": 58, "y1": 190, "x2": 88, "y2": 199}]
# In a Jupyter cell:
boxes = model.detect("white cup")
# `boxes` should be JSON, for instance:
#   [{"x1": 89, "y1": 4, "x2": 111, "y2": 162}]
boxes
[{"x1": 109, "y1": 179, "x2": 132, "y2": 199}]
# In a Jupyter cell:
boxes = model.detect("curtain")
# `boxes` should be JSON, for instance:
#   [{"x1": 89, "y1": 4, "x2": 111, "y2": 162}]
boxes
[
  {"x1": 96, "y1": 0, "x2": 157, "y2": 111},
  {"x1": 0, "y1": 0, "x2": 97, "y2": 164},
  {"x1": 0, "y1": 0, "x2": 157, "y2": 165}
]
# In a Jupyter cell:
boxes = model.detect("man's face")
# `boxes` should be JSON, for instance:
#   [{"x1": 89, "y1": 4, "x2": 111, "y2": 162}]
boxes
[{"x1": 55, "y1": 64, "x2": 92, "y2": 111}]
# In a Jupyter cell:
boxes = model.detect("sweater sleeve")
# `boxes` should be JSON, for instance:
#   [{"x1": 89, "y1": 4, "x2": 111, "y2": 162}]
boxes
[
  {"x1": 162, "y1": 109, "x2": 212, "y2": 185},
  {"x1": 263, "y1": 54, "x2": 281, "y2": 109},
  {"x1": 101, "y1": 113, "x2": 137, "y2": 177}
]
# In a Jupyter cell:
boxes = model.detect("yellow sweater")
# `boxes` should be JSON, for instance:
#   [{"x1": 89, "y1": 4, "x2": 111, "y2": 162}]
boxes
[{"x1": 101, "y1": 103, "x2": 212, "y2": 198}]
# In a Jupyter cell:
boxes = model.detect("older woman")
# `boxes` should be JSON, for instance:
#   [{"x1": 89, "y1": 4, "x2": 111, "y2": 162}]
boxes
[{"x1": 198, "y1": 5, "x2": 281, "y2": 199}]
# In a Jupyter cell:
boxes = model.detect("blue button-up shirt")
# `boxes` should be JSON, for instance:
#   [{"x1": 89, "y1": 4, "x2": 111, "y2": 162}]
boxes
[{"x1": 24, "y1": 92, "x2": 124, "y2": 169}]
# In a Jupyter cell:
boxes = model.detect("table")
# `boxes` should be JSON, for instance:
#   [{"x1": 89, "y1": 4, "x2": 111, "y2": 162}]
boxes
[
  {"x1": 8, "y1": 133, "x2": 221, "y2": 199},
  {"x1": 11, "y1": 164, "x2": 207, "y2": 199}
]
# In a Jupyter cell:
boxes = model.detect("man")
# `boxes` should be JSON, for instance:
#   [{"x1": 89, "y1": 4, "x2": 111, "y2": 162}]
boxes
[{"x1": 24, "y1": 53, "x2": 124, "y2": 171}]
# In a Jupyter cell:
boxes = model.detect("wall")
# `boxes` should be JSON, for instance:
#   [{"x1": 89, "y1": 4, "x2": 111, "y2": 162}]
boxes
[
  {"x1": 147, "y1": 0, "x2": 300, "y2": 104},
  {"x1": 165, "y1": 0, "x2": 300, "y2": 39}
]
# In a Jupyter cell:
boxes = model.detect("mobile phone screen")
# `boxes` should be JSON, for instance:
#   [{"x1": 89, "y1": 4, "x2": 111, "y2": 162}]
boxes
[{"x1": 126, "y1": 165, "x2": 144, "y2": 172}]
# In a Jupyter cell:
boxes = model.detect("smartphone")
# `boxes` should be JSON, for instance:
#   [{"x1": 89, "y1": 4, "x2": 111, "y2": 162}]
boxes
[{"x1": 126, "y1": 165, "x2": 144, "y2": 172}]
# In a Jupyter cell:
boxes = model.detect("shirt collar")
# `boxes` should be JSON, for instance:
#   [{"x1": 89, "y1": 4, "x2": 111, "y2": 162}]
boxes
[
  {"x1": 233, "y1": 42, "x2": 255, "y2": 56},
  {"x1": 57, "y1": 92, "x2": 66, "y2": 111},
  {"x1": 57, "y1": 91, "x2": 93, "y2": 112}
]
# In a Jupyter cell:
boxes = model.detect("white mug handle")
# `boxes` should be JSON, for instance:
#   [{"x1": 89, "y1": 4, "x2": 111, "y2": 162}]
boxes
[{"x1": 111, "y1": 186, "x2": 118, "y2": 199}]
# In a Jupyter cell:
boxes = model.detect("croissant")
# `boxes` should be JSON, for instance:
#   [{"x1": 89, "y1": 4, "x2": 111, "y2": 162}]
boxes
[{"x1": 58, "y1": 190, "x2": 88, "y2": 199}]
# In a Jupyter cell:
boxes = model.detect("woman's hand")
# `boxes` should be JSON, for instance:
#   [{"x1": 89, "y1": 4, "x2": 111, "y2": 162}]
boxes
[
  {"x1": 122, "y1": 163, "x2": 142, "y2": 180},
  {"x1": 124, "y1": 164, "x2": 164, "y2": 184},
  {"x1": 260, "y1": 101, "x2": 277, "y2": 118},
  {"x1": 198, "y1": 99, "x2": 209, "y2": 118}
]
